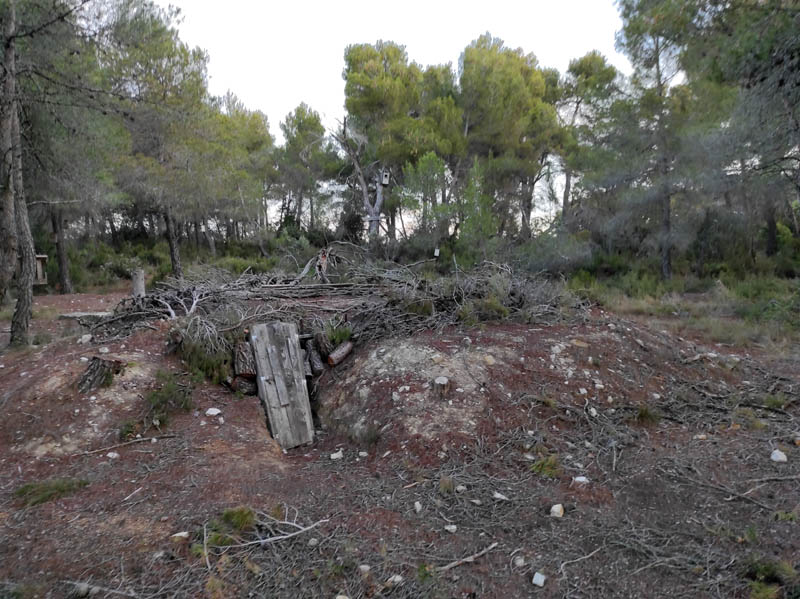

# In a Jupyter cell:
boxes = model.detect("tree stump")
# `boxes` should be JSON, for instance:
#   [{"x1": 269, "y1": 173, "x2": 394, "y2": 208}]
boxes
[
  {"x1": 131, "y1": 268, "x2": 145, "y2": 298},
  {"x1": 77, "y1": 357, "x2": 125, "y2": 394},
  {"x1": 327, "y1": 341, "x2": 353, "y2": 366},
  {"x1": 433, "y1": 376, "x2": 450, "y2": 401}
]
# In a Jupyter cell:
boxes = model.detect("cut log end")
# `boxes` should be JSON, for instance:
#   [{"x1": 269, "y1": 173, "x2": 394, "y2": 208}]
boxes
[
  {"x1": 433, "y1": 376, "x2": 450, "y2": 401},
  {"x1": 327, "y1": 341, "x2": 353, "y2": 366}
]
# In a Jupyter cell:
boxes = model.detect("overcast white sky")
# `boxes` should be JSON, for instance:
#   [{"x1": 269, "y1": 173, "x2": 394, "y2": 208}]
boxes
[{"x1": 155, "y1": 0, "x2": 630, "y2": 142}]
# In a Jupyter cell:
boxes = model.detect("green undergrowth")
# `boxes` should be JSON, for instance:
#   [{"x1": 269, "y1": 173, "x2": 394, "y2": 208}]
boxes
[
  {"x1": 568, "y1": 263, "x2": 800, "y2": 347},
  {"x1": 14, "y1": 478, "x2": 88, "y2": 507},
  {"x1": 145, "y1": 370, "x2": 193, "y2": 429}
]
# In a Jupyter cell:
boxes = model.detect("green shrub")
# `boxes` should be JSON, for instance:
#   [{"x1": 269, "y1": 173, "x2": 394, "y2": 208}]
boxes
[
  {"x1": 530, "y1": 454, "x2": 561, "y2": 478},
  {"x1": 176, "y1": 338, "x2": 232, "y2": 384},
  {"x1": 222, "y1": 506, "x2": 256, "y2": 532},
  {"x1": 146, "y1": 370, "x2": 192, "y2": 428},
  {"x1": 212, "y1": 255, "x2": 277, "y2": 275},
  {"x1": 635, "y1": 405, "x2": 661, "y2": 425},
  {"x1": 326, "y1": 322, "x2": 352, "y2": 346}
]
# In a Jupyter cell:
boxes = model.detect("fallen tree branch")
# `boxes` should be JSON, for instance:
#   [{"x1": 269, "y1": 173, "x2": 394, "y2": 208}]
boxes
[
  {"x1": 75, "y1": 435, "x2": 178, "y2": 456},
  {"x1": 436, "y1": 542, "x2": 499, "y2": 573}
]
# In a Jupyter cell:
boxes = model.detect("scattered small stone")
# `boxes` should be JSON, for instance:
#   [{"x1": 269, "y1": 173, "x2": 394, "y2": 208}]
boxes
[
  {"x1": 652, "y1": 393, "x2": 661, "y2": 400},
  {"x1": 335, "y1": 595, "x2": 349, "y2": 599},
  {"x1": 588, "y1": 407, "x2": 598, "y2": 417},
  {"x1": 398, "y1": 385, "x2": 410, "y2": 392},
  {"x1": 693, "y1": 434, "x2": 708, "y2": 440},
  {"x1": 579, "y1": 388, "x2": 588, "y2": 395},
  {"x1": 444, "y1": 524, "x2": 458, "y2": 533},
  {"x1": 79, "y1": 356, "x2": 89, "y2": 363},
  {"x1": 771, "y1": 449, "x2": 788, "y2": 463},
  {"x1": 98, "y1": 347, "x2": 110, "y2": 354},
  {"x1": 470, "y1": 499, "x2": 482, "y2": 505},
  {"x1": 153, "y1": 550, "x2": 166, "y2": 560},
  {"x1": 200, "y1": 420, "x2": 207, "y2": 426},
  {"x1": 72, "y1": 582, "x2": 91, "y2": 596},
  {"x1": 550, "y1": 504, "x2": 564, "y2": 518},
  {"x1": 358, "y1": 564, "x2": 371, "y2": 575},
  {"x1": 358, "y1": 451, "x2": 368, "y2": 458},
  {"x1": 307, "y1": 537, "x2": 319, "y2": 547},
  {"x1": 573, "y1": 476, "x2": 590, "y2": 484},
  {"x1": 513, "y1": 555, "x2": 525, "y2": 568},
  {"x1": 218, "y1": 417, "x2": 224, "y2": 425},
  {"x1": 106, "y1": 452, "x2": 120, "y2": 460},
  {"x1": 571, "y1": 339, "x2": 588, "y2": 348},
  {"x1": 492, "y1": 491, "x2": 509, "y2": 501},
  {"x1": 532, "y1": 572, "x2": 547, "y2": 587},
  {"x1": 77, "y1": 334, "x2": 92, "y2": 344},
  {"x1": 414, "y1": 501, "x2": 422, "y2": 513},
  {"x1": 386, "y1": 574, "x2": 404, "y2": 586},
  {"x1": 330, "y1": 449, "x2": 344, "y2": 460},
  {"x1": 170, "y1": 531, "x2": 189, "y2": 542},
  {"x1": 456, "y1": 484, "x2": 467, "y2": 493},
  {"x1": 90, "y1": 395, "x2": 96, "y2": 401},
  {"x1": 205, "y1": 407, "x2": 221, "y2": 417},
  {"x1": 484, "y1": 354, "x2": 496, "y2": 365}
]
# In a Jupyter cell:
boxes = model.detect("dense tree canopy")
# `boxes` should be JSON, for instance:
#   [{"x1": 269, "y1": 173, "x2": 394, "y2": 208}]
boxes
[{"x1": 2, "y1": 0, "x2": 799, "y2": 344}]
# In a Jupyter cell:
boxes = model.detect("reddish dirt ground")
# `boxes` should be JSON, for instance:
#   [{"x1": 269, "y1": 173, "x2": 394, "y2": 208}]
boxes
[{"x1": 0, "y1": 293, "x2": 798, "y2": 598}]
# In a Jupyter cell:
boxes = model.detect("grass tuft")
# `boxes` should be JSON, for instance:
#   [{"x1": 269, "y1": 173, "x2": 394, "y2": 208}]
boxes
[{"x1": 14, "y1": 478, "x2": 88, "y2": 507}]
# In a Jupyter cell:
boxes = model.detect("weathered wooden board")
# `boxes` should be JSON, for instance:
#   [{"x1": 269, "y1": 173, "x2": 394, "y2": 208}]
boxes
[{"x1": 250, "y1": 322, "x2": 314, "y2": 449}]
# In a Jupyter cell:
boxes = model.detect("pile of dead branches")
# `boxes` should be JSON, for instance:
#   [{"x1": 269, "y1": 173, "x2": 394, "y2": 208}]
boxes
[{"x1": 90, "y1": 259, "x2": 580, "y2": 380}]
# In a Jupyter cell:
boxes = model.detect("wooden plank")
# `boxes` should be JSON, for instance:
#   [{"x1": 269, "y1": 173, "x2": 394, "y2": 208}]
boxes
[
  {"x1": 250, "y1": 322, "x2": 313, "y2": 449},
  {"x1": 283, "y1": 323, "x2": 314, "y2": 444},
  {"x1": 250, "y1": 325, "x2": 292, "y2": 446}
]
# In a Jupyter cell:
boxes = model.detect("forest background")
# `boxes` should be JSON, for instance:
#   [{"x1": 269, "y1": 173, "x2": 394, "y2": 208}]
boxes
[{"x1": 1, "y1": 0, "x2": 799, "y2": 347}]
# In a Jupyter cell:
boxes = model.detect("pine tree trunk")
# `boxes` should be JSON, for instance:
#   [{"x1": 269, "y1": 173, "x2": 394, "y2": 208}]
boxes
[
  {"x1": 107, "y1": 215, "x2": 118, "y2": 246},
  {"x1": 368, "y1": 174, "x2": 385, "y2": 236},
  {"x1": 0, "y1": 0, "x2": 19, "y2": 303},
  {"x1": 520, "y1": 193, "x2": 533, "y2": 240},
  {"x1": 51, "y1": 209, "x2": 73, "y2": 294},
  {"x1": 295, "y1": 194, "x2": 303, "y2": 226},
  {"x1": 387, "y1": 206, "x2": 396, "y2": 240},
  {"x1": 163, "y1": 207, "x2": 183, "y2": 279},
  {"x1": 765, "y1": 204, "x2": 778, "y2": 257},
  {"x1": 10, "y1": 106, "x2": 34, "y2": 346},
  {"x1": 660, "y1": 193, "x2": 672, "y2": 280},
  {"x1": 204, "y1": 218, "x2": 216, "y2": 257},
  {"x1": 562, "y1": 169, "x2": 572, "y2": 224}
]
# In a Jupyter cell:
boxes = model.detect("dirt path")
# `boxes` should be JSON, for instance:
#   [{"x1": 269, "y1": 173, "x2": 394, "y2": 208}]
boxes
[{"x1": 0, "y1": 296, "x2": 798, "y2": 598}]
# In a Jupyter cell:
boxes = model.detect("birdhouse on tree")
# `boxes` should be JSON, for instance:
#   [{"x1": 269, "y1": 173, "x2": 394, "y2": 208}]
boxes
[{"x1": 381, "y1": 169, "x2": 390, "y2": 186}]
